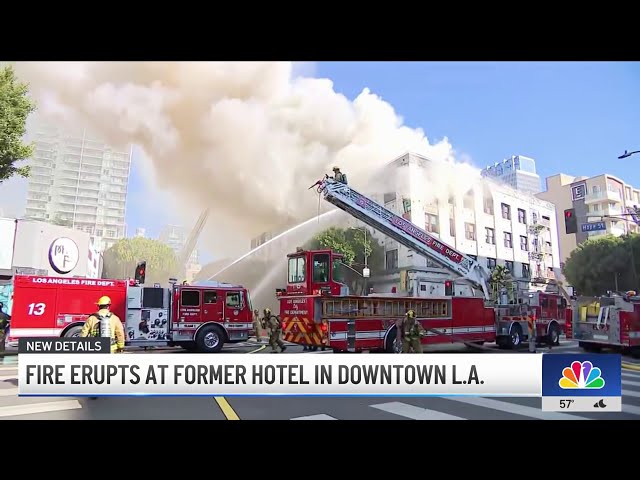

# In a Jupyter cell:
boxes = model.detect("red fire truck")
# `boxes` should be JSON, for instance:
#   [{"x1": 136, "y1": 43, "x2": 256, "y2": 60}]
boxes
[
  {"x1": 9, "y1": 275, "x2": 254, "y2": 353},
  {"x1": 567, "y1": 293, "x2": 640, "y2": 356},
  {"x1": 277, "y1": 176, "x2": 569, "y2": 353}
]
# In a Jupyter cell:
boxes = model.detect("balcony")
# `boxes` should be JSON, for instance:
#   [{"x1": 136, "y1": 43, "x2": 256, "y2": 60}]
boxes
[{"x1": 584, "y1": 190, "x2": 623, "y2": 204}]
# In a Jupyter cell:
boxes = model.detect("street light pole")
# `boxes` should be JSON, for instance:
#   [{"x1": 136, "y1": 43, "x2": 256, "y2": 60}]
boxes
[
  {"x1": 350, "y1": 226, "x2": 370, "y2": 295},
  {"x1": 618, "y1": 149, "x2": 640, "y2": 159}
]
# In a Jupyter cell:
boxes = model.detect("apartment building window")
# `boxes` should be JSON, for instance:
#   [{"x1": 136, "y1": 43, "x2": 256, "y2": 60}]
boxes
[
  {"x1": 463, "y1": 191, "x2": 474, "y2": 209},
  {"x1": 448, "y1": 196, "x2": 455, "y2": 206},
  {"x1": 449, "y1": 218, "x2": 456, "y2": 237},
  {"x1": 505, "y1": 261, "x2": 514, "y2": 273},
  {"x1": 518, "y1": 208, "x2": 526, "y2": 224},
  {"x1": 385, "y1": 249, "x2": 399, "y2": 270},
  {"x1": 465, "y1": 223, "x2": 476, "y2": 241},
  {"x1": 521, "y1": 263, "x2": 531, "y2": 278},
  {"x1": 487, "y1": 258, "x2": 497, "y2": 269},
  {"x1": 504, "y1": 232, "x2": 513, "y2": 248},
  {"x1": 520, "y1": 235, "x2": 528, "y2": 251},
  {"x1": 483, "y1": 198, "x2": 494, "y2": 215},
  {"x1": 106, "y1": 230, "x2": 115, "y2": 238},
  {"x1": 425, "y1": 214, "x2": 439, "y2": 234},
  {"x1": 95, "y1": 229, "x2": 103, "y2": 237},
  {"x1": 542, "y1": 215, "x2": 550, "y2": 223},
  {"x1": 545, "y1": 241, "x2": 552, "y2": 252},
  {"x1": 485, "y1": 228, "x2": 495, "y2": 244},
  {"x1": 383, "y1": 192, "x2": 396, "y2": 204},
  {"x1": 501, "y1": 203, "x2": 511, "y2": 220}
]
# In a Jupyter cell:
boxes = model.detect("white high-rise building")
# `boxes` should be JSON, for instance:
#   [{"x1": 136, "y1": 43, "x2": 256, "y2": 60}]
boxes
[
  {"x1": 159, "y1": 224, "x2": 201, "y2": 281},
  {"x1": 23, "y1": 122, "x2": 132, "y2": 251},
  {"x1": 480, "y1": 155, "x2": 542, "y2": 195},
  {"x1": 367, "y1": 153, "x2": 561, "y2": 295}
]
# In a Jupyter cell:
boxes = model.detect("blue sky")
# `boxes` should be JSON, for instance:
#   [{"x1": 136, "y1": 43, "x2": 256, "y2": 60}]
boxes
[{"x1": 124, "y1": 61, "x2": 639, "y2": 263}]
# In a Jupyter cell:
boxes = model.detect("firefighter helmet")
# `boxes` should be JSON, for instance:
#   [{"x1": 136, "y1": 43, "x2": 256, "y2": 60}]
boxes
[
  {"x1": 406, "y1": 309, "x2": 416, "y2": 318},
  {"x1": 97, "y1": 296, "x2": 111, "y2": 306},
  {"x1": 264, "y1": 308, "x2": 271, "y2": 316},
  {"x1": 333, "y1": 166, "x2": 340, "y2": 171}
]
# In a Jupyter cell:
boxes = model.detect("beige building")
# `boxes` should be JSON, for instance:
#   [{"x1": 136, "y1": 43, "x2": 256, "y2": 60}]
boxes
[{"x1": 537, "y1": 173, "x2": 640, "y2": 264}]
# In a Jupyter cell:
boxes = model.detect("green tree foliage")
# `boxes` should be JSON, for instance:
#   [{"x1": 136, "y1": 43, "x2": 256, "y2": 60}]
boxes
[
  {"x1": 563, "y1": 234, "x2": 640, "y2": 296},
  {"x1": 305, "y1": 227, "x2": 384, "y2": 295},
  {"x1": 102, "y1": 237, "x2": 180, "y2": 285},
  {"x1": 0, "y1": 65, "x2": 36, "y2": 183}
]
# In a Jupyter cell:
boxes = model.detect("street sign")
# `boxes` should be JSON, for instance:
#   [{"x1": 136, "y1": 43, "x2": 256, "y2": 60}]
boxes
[{"x1": 581, "y1": 221, "x2": 606, "y2": 232}]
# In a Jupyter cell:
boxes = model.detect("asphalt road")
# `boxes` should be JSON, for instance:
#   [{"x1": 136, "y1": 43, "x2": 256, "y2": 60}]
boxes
[{"x1": 2, "y1": 338, "x2": 639, "y2": 420}]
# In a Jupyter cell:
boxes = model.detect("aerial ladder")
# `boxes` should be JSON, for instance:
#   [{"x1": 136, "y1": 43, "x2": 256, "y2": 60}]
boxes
[
  {"x1": 177, "y1": 209, "x2": 210, "y2": 272},
  {"x1": 310, "y1": 176, "x2": 492, "y2": 300}
]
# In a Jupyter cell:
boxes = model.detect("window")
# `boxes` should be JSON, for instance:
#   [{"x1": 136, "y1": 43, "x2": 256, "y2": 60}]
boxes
[
  {"x1": 504, "y1": 232, "x2": 513, "y2": 248},
  {"x1": 501, "y1": 203, "x2": 511, "y2": 220},
  {"x1": 483, "y1": 198, "x2": 494, "y2": 215},
  {"x1": 425, "y1": 213, "x2": 439, "y2": 234},
  {"x1": 181, "y1": 290, "x2": 200, "y2": 307},
  {"x1": 463, "y1": 192, "x2": 474, "y2": 209},
  {"x1": 542, "y1": 215, "x2": 550, "y2": 222},
  {"x1": 313, "y1": 253, "x2": 330, "y2": 283},
  {"x1": 518, "y1": 208, "x2": 526, "y2": 224},
  {"x1": 485, "y1": 228, "x2": 495, "y2": 244},
  {"x1": 505, "y1": 261, "x2": 514, "y2": 273},
  {"x1": 288, "y1": 256, "x2": 306, "y2": 283},
  {"x1": 520, "y1": 235, "x2": 528, "y2": 251},
  {"x1": 448, "y1": 196, "x2": 455, "y2": 206},
  {"x1": 332, "y1": 258, "x2": 345, "y2": 283},
  {"x1": 522, "y1": 263, "x2": 530, "y2": 278},
  {"x1": 203, "y1": 291, "x2": 218, "y2": 304},
  {"x1": 386, "y1": 249, "x2": 398, "y2": 270},
  {"x1": 449, "y1": 218, "x2": 456, "y2": 237},
  {"x1": 383, "y1": 192, "x2": 396, "y2": 204},
  {"x1": 487, "y1": 258, "x2": 497, "y2": 269},
  {"x1": 465, "y1": 223, "x2": 476, "y2": 241},
  {"x1": 226, "y1": 292, "x2": 241, "y2": 308}
]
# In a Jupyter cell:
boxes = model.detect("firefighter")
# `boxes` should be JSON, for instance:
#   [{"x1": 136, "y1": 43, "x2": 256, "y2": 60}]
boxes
[
  {"x1": 0, "y1": 302, "x2": 9, "y2": 354},
  {"x1": 332, "y1": 166, "x2": 348, "y2": 185},
  {"x1": 80, "y1": 296, "x2": 125, "y2": 353},
  {"x1": 264, "y1": 308, "x2": 286, "y2": 353},
  {"x1": 252, "y1": 309, "x2": 263, "y2": 343},
  {"x1": 399, "y1": 309, "x2": 426, "y2": 353}
]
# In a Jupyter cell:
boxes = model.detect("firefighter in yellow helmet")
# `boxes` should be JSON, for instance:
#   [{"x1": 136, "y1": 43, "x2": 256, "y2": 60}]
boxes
[
  {"x1": 332, "y1": 166, "x2": 348, "y2": 185},
  {"x1": 399, "y1": 309, "x2": 426, "y2": 353},
  {"x1": 80, "y1": 296, "x2": 125, "y2": 353},
  {"x1": 263, "y1": 308, "x2": 286, "y2": 353}
]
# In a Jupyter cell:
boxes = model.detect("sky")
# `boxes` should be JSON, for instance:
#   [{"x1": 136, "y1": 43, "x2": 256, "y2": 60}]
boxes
[{"x1": 2, "y1": 61, "x2": 639, "y2": 265}]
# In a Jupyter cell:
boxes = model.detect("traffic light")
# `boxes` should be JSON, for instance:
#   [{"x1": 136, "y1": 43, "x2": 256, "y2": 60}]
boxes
[
  {"x1": 564, "y1": 208, "x2": 578, "y2": 234},
  {"x1": 135, "y1": 261, "x2": 147, "y2": 284},
  {"x1": 445, "y1": 280, "x2": 454, "y2": 296}
]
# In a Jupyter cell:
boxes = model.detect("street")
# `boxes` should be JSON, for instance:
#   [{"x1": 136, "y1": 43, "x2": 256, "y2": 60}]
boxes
[{"x1": 2, "y1": 338, "x2": 640, "y2": 420}]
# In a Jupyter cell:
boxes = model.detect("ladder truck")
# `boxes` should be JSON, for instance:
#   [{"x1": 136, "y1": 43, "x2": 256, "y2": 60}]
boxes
[{"x1": 276, "y1": 176, "x2": 567, "y2": 352}]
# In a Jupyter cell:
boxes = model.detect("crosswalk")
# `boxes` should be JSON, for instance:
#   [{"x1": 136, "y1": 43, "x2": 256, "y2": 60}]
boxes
[{"x1": 288, "y1": 367, "x2": 640, "y2": 420}]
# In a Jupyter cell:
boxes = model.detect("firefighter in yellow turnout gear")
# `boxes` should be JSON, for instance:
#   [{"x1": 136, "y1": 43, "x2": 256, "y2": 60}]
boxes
[
  {"x1": 263, "y1": 308, "x2": 286, "y2": 353},
  {"x1": 399, "y1": 309, "x2": 427, "y2": 353},
  {"x1": 80, "y1": 296, "x2": 125, "y2": 353}
]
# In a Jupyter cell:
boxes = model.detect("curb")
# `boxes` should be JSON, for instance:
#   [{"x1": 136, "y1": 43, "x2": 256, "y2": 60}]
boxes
[{"x1": 622, "y1": 362, "x2": 640, "y2": 371}]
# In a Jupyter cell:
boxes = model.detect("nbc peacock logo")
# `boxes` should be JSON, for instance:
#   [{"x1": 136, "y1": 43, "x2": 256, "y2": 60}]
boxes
[{"x1": 559, "y1": 361, "x2": 605, "y2": 389}]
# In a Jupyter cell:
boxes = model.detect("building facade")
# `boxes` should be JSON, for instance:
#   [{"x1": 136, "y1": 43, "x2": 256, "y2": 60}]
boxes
[
  {"x1": 480, "y1": 155, "x2": 542, "y2": 195},
  {"x1": 159, "y1": 224, "x2": 201, "y2": 282},
  {"x1": 368, "y1": 153, "x2": 560, "y2": 295},
  {"x1": 537, "y1": 173, "x2": 640, "y2": 263},
  {"x1": 23, "y1": 122, "x2": 132, "y2": 252}
]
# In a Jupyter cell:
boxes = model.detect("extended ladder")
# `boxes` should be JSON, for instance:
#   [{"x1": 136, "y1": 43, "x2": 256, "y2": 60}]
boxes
[{"x1": 314, "y1": 177, "x2": 491, "y2": 299}]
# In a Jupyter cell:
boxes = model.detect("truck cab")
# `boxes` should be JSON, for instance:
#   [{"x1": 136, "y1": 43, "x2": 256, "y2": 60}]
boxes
[{"x1": 284, "y1": 248, "x2": 348, "y2": 296}]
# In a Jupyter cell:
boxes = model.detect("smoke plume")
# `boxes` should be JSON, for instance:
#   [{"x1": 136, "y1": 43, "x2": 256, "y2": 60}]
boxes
[{"x1": 14, "y1": 62, "x2": 479, "y2": 256}]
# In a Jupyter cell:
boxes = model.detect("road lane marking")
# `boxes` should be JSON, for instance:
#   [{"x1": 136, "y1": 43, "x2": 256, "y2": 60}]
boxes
[
  {"x1": 0, "y1": 400, "x2": 82, "y2": 418},
  {"x1": 443, "y1": 397, "x2": 589, "y2": 420},
  {"x1": 622, "y1": 378, "x2": 640, "y2": 387},
  {"x1": 623, "y1": 389, "x2": 640, "y2": 398},
  {"x1": 291, "y1": 414, "x2": 337, "y2": 420},
  {"x1": 622, "y1": 403, "x2": 640, "y2": 416},
  {"x1": 214, "y1": 397, "x2": 240, "y2": 420},
  {"x1": 371, "y1": 402, "x2": 465, "y2": 420}
]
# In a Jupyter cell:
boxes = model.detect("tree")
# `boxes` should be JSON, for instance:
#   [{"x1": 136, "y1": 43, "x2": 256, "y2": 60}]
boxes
[
  {"x1": 305, "y1": 226, "x2": 385, "y2": 295},
  {"x1": 0, "y1": 65, "x2": 36, "y2": 183},
  {"x1": 102, "y1": 237, "x2": 180, "y2": 285},
  {"x1": 563, "y1": 234, "x2": 640, "y2": 296}
]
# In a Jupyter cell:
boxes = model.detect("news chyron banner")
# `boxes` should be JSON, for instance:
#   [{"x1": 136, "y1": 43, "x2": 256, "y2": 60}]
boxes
[
  {"x1": 16, "y1": 338, "x2": 620, "y2": 402},
  {"x1": 542, "y1": 354, "x2": 622, "y2": 412}
]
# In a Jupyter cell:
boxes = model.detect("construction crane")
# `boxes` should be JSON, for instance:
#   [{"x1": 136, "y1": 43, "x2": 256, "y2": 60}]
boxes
[{"x1": 177, "y1": 209, "x2": 210, "y2": 270}]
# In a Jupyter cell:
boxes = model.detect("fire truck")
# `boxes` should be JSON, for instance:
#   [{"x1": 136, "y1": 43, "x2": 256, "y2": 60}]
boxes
[
  {"x1": 8, "y1": 275, "x2": 254, "y2": 353},
  {"x1": 277, "y1": 176, "x2": 569, "y2": 353},
  {"x1": 567, "y1": 293, "x2": 640, "y2": 357}
]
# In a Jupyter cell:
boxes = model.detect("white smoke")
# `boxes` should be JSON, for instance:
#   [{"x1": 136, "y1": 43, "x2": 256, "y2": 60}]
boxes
[{"x1": 14, "y1": 61, "x2": 478, "y2": 257}]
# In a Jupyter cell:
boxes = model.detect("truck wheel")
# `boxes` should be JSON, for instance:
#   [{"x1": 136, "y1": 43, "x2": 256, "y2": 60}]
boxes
[
  {"x1": 507, "y1": 324, "x2": 522, "y2": 349},
  {"x1": 196, "y1": 325, "x2": 226, "y2": 353},
  {"x1": 547, "y1": 324, "x2": 560, "y2": 347},
  {"x1": 64, "y1": 326, "x2": 83, "y2": 338}
]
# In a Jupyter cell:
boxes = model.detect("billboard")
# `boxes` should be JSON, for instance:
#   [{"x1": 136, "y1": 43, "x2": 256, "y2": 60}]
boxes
[{"x1": 0, "y1": 218, "x2": 16, "y2": 270}]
